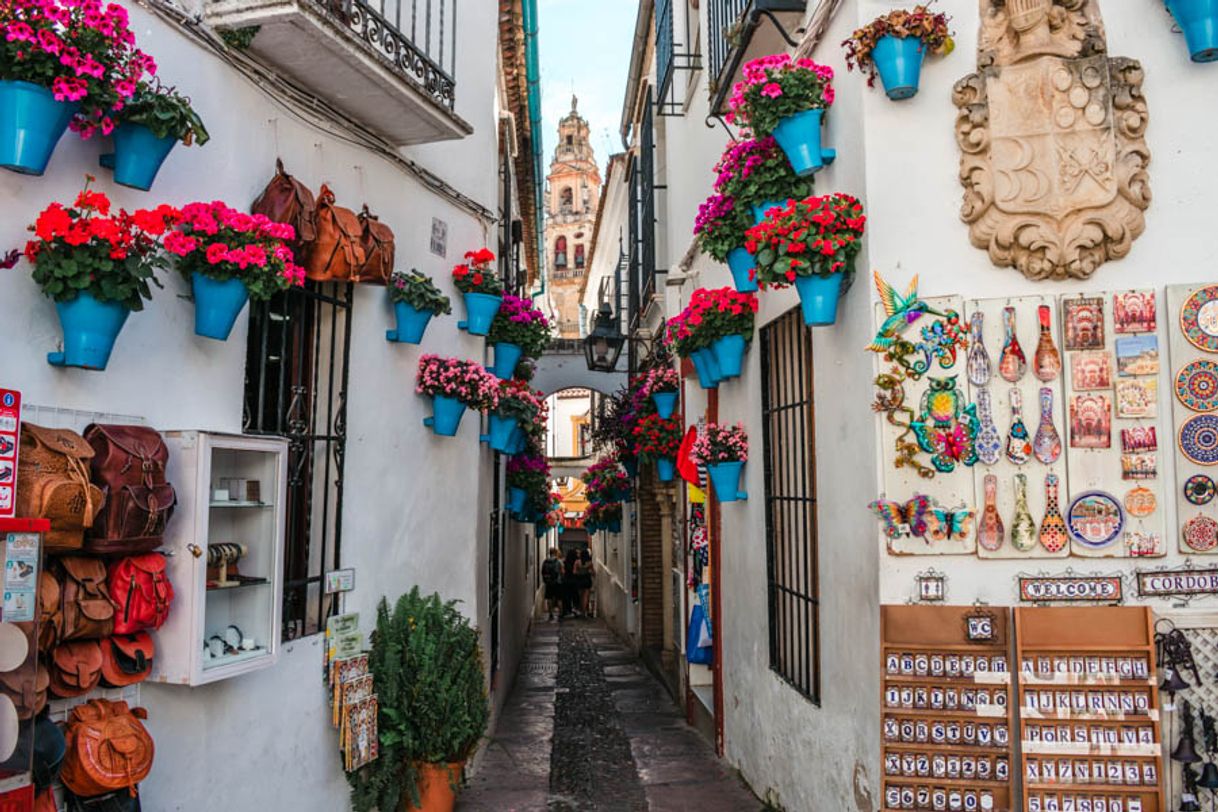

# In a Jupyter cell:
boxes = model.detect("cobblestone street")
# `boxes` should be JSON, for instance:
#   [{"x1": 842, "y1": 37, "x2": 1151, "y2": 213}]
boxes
[{"x1": 459, "y1": 621, "x2": 760, "y2": 811}]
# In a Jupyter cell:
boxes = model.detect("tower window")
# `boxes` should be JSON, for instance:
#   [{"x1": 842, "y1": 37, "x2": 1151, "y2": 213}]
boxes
[
  {"x1": 555, "y1": 236, "x2": 568, "y2": 268},
  {"x1": 574, "y1": 244, "x2": 585, "y2": 269},
  {"x1": 566, "y1": 135, "x2": 573, "y2": 145},
  {"x1": 560, "y1": 187, "x2": 573, "y2": 213}
]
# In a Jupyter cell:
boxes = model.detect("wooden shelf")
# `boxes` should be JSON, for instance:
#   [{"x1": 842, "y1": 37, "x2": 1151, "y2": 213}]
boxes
[
  {"x1": 883, "y1": 774, "x2": 1009, "y2": 789},
  {"x1": 884, "y1": 706, "x2": 1010, "y2": 720},
  {"x1": 210, "y1": 500, "x2": 273, "y2": 509}
]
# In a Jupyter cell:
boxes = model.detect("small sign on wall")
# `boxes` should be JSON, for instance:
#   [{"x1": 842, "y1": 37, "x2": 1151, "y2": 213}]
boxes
[
  {"x1": 1136, "y1": 567, "x2": 1218, "y2": 598},
  {"x1": 430, "y1": 218, "x2": 448, "y2": 258},
  {"x1": 915, "y1": 570, "x2": 946, "y2": 602},
  {"x1": 0, "y1": 389, "x2": 20, "y2": 519},
  {"x1": 325, "y1": 568, "x2": 356, "y2": 595},
  {"x1": 1018, "y1": 575, "x2": 1123, "y2": 603}
]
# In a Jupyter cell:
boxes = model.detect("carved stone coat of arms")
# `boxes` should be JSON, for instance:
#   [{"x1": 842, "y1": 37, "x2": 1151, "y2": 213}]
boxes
[{"x1": 954, "y1": 0, "x2": 1151, "y2": 280}]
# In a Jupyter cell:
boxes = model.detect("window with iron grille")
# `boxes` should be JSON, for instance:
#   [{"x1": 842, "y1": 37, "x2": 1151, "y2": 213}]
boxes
[
  {"x1": 760, "y1": 307, "x2": 820, "y2": 702},
  {"x1": 243, "y1": 282, "x2": 353, "y2": 641}
]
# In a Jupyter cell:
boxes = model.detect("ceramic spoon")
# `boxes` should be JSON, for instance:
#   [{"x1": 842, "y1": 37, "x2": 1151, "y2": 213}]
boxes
[
  {"x1": 1033, "y1": 387, "x2": 1062, "y2": 465},
  {"x1": 977, "y1": 474, "x2": 1004, "y2": 552},
  {"x1": 1005, "y1": 388, "x2": 1032, "y2": 465},
  {"x1": 1033, "y1": 304, "x2": 1062, "y2": 381},
  {"x1": 966, "y1": 311, "x2": 990, "y2": 387},
  {"x1": 999, "y1": 306, "x2": 1027, "y2": 383},
  {"x1": 1010, "y1": 473, "x2": 1037, "y2": 552},
  {"x1": 1039, "y1": 473, "x2": 1069, "y2": 554},
  {"x1": 975, "y1": 387, "x2": 1002, "y2": 466}
]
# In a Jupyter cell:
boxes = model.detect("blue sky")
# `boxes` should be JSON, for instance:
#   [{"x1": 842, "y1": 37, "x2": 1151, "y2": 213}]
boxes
[{"x1": 538, "y1": 0, "x2": 638, "y2": 172}]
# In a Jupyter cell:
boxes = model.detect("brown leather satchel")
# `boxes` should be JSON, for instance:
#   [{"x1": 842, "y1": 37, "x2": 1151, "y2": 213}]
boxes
[
  {"x1": 48, "y1": 640, "x2": 103, "y2": 698},
  {"x1": 37, "y1": 570, "x2": 61, "y2": 652},
  {"x1": 17, "y1": 423, "x2": 105, "y2": 553},
  {"x1": 83, "y1": 424, "x2": 176, "y2": 555},
  {"x1": 0, "y1": 650, "x2": 48, "y2": 719},
  {"x1": 53, "y1": 556, "x2": 115, "y2": 642},
  {"x1": 61, "y1": 699, "x2": 153, "y2": 798},
  {"x1": 303, "y1": 184, "x2": 366, "y2": 282},
  {"x1": 100, "y1": 633, "x2": 153, "y2": 688},
  {"x1": 354, "y1": 205, "x2": 394, "y2": 285},
  {"x1": 251, "y1": 158, "x2": 317, "y2": 246}
]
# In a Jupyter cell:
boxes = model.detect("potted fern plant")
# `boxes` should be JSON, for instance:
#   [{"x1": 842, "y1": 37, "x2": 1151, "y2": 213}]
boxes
[
  {"x1": 103, "y1": 80, "x2": 209, "y2": 190},
  {"x1": 348, "y1": 588, "x2": 488, "y2": 812},
  {"x1": 386, "y1": 270, "x2": 451, "y2": 344}
]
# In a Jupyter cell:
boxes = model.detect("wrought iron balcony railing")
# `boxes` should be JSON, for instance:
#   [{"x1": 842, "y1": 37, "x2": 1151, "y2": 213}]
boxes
[
  {"x1": 655, "y1": 0, "x2": 700, "y2": 115},
  {"x1": 707, "y1": 0, "x2": 806, "y2": 115}
]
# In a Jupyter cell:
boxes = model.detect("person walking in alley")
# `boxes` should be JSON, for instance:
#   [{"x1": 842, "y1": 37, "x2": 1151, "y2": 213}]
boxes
[
  {"x1": 578, "y1": 547, "x2": 595, "y2": 617},
  {"x1": 563, "y1": 548, "x2": 580, "y2": 618},
  {"x1": 542, "y1": 547, "x2": 564, "y2": 621}
]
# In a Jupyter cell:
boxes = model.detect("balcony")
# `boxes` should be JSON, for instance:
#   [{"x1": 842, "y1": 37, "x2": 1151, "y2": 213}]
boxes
[
  {"x1": 204, "y1": 0, "x2": 472, "y2": 145},
  {"x1": 707, "y1": 0, "x2": 806, "y2": 115}
]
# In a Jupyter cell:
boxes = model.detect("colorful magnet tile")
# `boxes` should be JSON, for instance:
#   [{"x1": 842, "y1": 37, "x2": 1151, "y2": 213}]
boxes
[
  {"x1": 1183, "y1": 514, "x2": 1218, "y2": 552},
  {"x1": 1113, "y1": 290, "x2": 1156, "y2": 334},
  {"x1": 1180, "y1": 285, "x2": 1218, "y2": 354},
  {"x1": 1120, "y1": 426, "x2": 1157, "y2": 453},
  {"x1": 1125, "y1": 532, "x2": 1162, "y2": 557},
  {"x1": 1184, "y1": 474, "x2": 1216, "y2": 506},
  {"x1": 1115, "y1": 378, "x2": 1157, "y2": 419},
  {"x1": 1121, "y1": 453, "x2": 1157, "y2": 480},
  {"x1": 1175, "y1": 359, "x2": 1218, "y2": 412},
  {"x1": 1179, "y1": 413, "x2": 1218, "y2": 466},
  {"x1": 1063, "y1": 296, "x2": 1105, "y2": 350},
  {"x1": 1069, "y1": 393, "x2": 1111, "y2": 449},
  {"x1": 1066, "y1": 491, "x2": 1124, "y2": 549},
  {"x1": 1070, "y1": 351, "x2": 1112, "y2": 391},
  {"x1": 1114, "y1": 335, "x2": 1159, "y2": 377},
  {"x1": 1123, "y1": 486, "x2": 1157, "y2": 517}
]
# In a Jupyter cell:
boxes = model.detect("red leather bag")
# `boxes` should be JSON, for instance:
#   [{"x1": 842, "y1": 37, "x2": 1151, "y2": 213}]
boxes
[
  {"x1": 83, "y1": 425, "x2": 176, "y2": 555},
  {"x1": 251, "y1": 158, "x2": 317, "y2": 247},
  {"x1": 108, "y1": 554, "x2": 173, "y2": 635},
  {"x1": 100, "y1": 633, "x2": 153, "y2": 688}
]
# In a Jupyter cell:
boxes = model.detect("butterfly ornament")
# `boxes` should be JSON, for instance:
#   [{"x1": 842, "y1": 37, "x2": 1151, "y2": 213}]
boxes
[
  {"x1": 926, "y1": 506, "x2": 976, "y2": 542},
  {"x1": 868, "y1": 495, "x2": 932, "y2": 540}
]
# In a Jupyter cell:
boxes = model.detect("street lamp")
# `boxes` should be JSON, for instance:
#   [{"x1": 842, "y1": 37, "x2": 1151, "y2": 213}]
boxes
[{"x1": 583, "y1": 302, "x2": 625, "y2": 372}]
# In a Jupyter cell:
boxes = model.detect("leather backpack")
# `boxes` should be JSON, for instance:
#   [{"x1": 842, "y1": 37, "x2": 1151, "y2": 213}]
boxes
[
  {"x1": 61, "y1": 699, "x2": 153, "y2": 798},
  {"x1": 17, "y1": 424, "x2": 105, "y2": 553},
  {"x1": 100, "y1": 634, "x2": 153, "y2": 688},
  {"x1": 303, "y1": 184, "x2": 366, "y2": 282},
  {"x1": 83, "y1": 425, "x2": 176, "y2": 555},
  {"x1": 53, "y1": 557, "x2": 115, "y2": 642},
  {"x1": 354, "y1": 205, "x2": 394, "y2": 285},
  {"x1": 48, "y1": 640, "x2": 103, "y2": 698},
  {"x1": 38, "y1": 570, "x2": 61, "y2": 652},
  {"x1": 0, "y1": 652, "x2": 48, "y2": 719},
  {"x1": 251, "y1": 158, "x2": 317, "y2": 247},
  {"x1": 108, "y1": 555, "x2": 173, "y2": 635}
]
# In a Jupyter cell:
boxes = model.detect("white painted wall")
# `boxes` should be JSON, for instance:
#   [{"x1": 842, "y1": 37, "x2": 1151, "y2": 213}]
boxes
[{"x1": 0, "y1": 3, "x2": 534, "y2": 808}]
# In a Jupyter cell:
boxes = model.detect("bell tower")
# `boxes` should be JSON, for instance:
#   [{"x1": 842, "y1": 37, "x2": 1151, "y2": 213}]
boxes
[{"x1": 546, "y1": 96, "x2": 601, "y2": 339}]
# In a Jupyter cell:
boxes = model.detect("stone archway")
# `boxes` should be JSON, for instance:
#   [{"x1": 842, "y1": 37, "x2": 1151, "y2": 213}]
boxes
[{"x1": 531, "y1": 345, "x2": 625, "y2": 397}]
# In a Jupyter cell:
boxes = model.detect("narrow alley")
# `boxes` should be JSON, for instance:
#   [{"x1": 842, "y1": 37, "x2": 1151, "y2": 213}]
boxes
[{"x1": 459, "y1": 621, "x2": 760, "y2": 812}]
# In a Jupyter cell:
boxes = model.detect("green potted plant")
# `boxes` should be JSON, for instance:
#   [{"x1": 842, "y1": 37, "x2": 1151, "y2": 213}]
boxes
[
  {"x1": 103, "y1": 80, "x2": 209, "y2": 190},
  {"x1": 726, "y1": 54, "x2": 837, "y2": 177},
  {"x1": 485, "y1": 294, "x2": 552, "y2": 379},
  {"x1": 695, "y1": 192, "x2": 755, "y2": 293},
  {"x1": 842, "y1": 5, "x2": 953, "y2": 100},
  {"x1": 452, "y1": 248, "x2": 504, "y2": 335},
  {"x1": 691, "y1": 422, "x2": 749, "y2": 503},
  {"x1": 387, "y1": 270, "x2": 452, "y2": 344},
  {"x1": 349, "y1": 588, "x2": 488, "y2": 812}
]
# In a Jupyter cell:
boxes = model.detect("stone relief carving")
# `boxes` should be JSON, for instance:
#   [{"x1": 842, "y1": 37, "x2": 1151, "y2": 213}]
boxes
[{"x1": 953, "y1": 0, "x2": 1151, "y2": 280}]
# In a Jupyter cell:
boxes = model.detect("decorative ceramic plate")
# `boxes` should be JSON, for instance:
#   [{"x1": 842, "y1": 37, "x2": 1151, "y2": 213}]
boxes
[
  {"x1": 1185, "y1": 474, "x2": 1217, "y2": 506},
  {"x1": 1181, "y1": 286, "x2": 1218, "y2": 353},
  {"x1": 1176, "y1": 360, "x2": 1218, "y2": 411},
  {"x1": 1179, "y1": 414, "x2": 1218, "y2": 466},
  {"x1": 1123, "y1": 487, "x2": 1157, "y2": 518},
  {"x1": 1183, "y1": 515, "x2": 1218, "y2": 552},
  {"x1": 1065, "y1": 491, "x2": 1124, "y2": 549}
]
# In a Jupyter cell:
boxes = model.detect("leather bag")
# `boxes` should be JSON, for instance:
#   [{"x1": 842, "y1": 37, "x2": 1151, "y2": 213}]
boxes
[
  {"x1": 53, "y1": 557, "x2": 115, "y2": 642},
  {"x1": 38, "y1": 570, "x2": 61, "y2": 653},
  {"x1": 0, "y1": 654, "x2": 48, "y2": 719},
  {"x1": 353, "y1": 205, "x2": 394, "y2": 285},
  {"x1": 17, "y1": 424, "x2": 105, "y2": 553},
  {"x1": 61, "y1": 699, "x2": 153, "y2": 798},
  {"x1": 303, "y1": 184, "x2": 366, "y2": 282},
  {"x1": 108, "y1": 555, "x2": 173, "y2": 635},
  {"x1": 251, "y1": 158, "x2": 317, "y2": 246},
  {"x1": 48, "y1": 641, "x2": 103, "y2": 698},
  {"x1": 100, "y1": 634, "x2": 153, "y2": 688},
  {"x1": 83, "y1": 425, "x2": 176, "y2": 555}
]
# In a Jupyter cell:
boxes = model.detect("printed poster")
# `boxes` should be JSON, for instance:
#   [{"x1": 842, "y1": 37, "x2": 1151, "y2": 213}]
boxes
[{"x1": 0, "y1": 389, "x2": 20, "y2": 518}]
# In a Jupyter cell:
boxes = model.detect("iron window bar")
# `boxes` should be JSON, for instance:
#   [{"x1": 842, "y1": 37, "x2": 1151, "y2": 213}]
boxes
[
  {"x1": 656, "y1": 0, "x2": 703, "y2": 117},
  {"x1": 705, "y1": 0, "x2": 804, "y2": 120}
]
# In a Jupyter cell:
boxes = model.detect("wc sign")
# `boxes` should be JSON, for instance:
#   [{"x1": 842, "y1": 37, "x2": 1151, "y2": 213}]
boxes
[{"x1": 0, "y1": 389, "x2": 19, "y2": 519}]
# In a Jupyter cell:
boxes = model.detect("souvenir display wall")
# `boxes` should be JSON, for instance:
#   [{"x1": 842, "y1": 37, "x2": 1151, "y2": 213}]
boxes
[{"x1": 1153, "y1": 618, "x2": 1218, "y2": 810}]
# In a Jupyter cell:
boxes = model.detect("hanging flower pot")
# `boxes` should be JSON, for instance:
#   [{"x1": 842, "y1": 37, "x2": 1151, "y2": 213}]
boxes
[
  {"x1": 651, "y1": 391, "x2": 678, "y2": 419},
  {"x1": 489, "y1": 342, "x2": 523, "y2": 379},
  {"x1": 507, "y1": 426, "x2": 527, "y2": 455},
  {"x1": 453, "y1": 248, "x2": 505, "y2": 335},
  {"x1": 387, "y1": 270, "x2": 450, "y2": 344},
  {"x1": 622, "y1": 457, "x2": 639, "y2": 478},
  {"x1": 47, "y1": 293, "x2": 130, "y2": 370},
  {"x1": 794, "y1": 273, "x2": 845, "y2": 326},
  {"x1": 100, "y1": 124, "x2": 177, "y2": 191},
  {"x1": 481, "y1": 414, "x2": 520, "y2": 453},
  {"x1": 657, "y1": 458, "x2": 676, "y2": 482},
  {"x1": 424, "y1": 395, "x2": 468, "y2": 437},
  {"x1": 693, "y1": 423, "x2": 749, "y2": 503},
  {"x1": 771, "y1": 110, "x2": 836, "y2": 177},
  {"x1": 458, "y1": 292, "x2": 502, "y2": 335},
  {"x1": 691, "y1": 348, "x2": 721, "y2": 389},
  {"x1": 416, "y1": 355, "x2": 500, "y2": 438},
  {"x1": 707, "y1": 461, "x2": 748, "y2": 503},
  {"x1": 1167, "y1": 0, "x2": 1218, "y2": 62},
  {"x1": 488, "y1": 380, "x2": 543, "y2": 453},
  {"x1": 843, "y1": 9, "x2": 953, "y2": 100},
  {"x1": 0, "y1": 81, "x2": 78, "y2": 176},
  {"x1": 608, "y1": 518, "x2": 623, "y2": 534},
  {"x1": 507, "y1": 486, "x2": 527, "y2": 515},
  {"x1": 191, "y1": 273, "x2": 250, "y2": 341},
  {"x1": 750, "y1": 199, "x2": 787, "y2": 224},
  {"x1": 726, "y1": 247, "x2": 759, "y2": 293},
  {"x1": 871, "y1": 35, "x2": 926, "y2": 100},
  {"x1": 102, "y1": 82, "x2": 210, "y2": 191},
  {"x1": 726, "y1": 55, "x2": 837, "y2": 178},
  {"x1": 487, "y1": 294, "x2": 551, "y2": 375},
  {"x1": 387, "y1": 301, "x2": 433, "y2": 344},
  {"x1": 712, "y1": 334, "x2": 749, "y2": 379}
]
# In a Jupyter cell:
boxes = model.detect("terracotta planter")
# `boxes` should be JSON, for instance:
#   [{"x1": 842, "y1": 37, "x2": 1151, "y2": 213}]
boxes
[{"x1": 403, "y1": 761, "x2": 463, "y2": 812}]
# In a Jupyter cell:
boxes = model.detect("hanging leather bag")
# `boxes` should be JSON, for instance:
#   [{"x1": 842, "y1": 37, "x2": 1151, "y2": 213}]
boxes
[
  {"x1": 61, "y1": 699, "x2": 153, "y2": 798},
  {"x1": 303, "y1": 184, "x2": 366, "y2": 282},
  {"x1": 0, "y1": 653, "x2": 48, "y2": 719},
  {"x1": 251, "y1": 158, "x2": 317, "y2": 247},
  {"x1": 53, "y1": 557, "x2": 115, "y2": 642},
  {"x1": 100, "y1": 634, "x2": 153, "y2": 688},
  {"x1": 38, "y1": 570, "x2": 61, "y2": 652},
  {"x1": 107, "y1": 555, "x2": 173, "y2": 635},
  {"x1": 48, "y1": 640, "x2": 103, "y2": 698},
  {"x1": 353, "y1": 205, "x2": 394, "y2": 285},
  {"x1": 17, "y1": 424, "x2": 105, "y2": 553},
  {"x1": 83, "y1": 425, "x2": 176, "y2": 556}
]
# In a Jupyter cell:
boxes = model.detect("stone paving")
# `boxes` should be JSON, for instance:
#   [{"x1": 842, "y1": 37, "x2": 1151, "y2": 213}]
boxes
[{"x1": 458, "y1": 619, "x2": 761, "y2": 812}]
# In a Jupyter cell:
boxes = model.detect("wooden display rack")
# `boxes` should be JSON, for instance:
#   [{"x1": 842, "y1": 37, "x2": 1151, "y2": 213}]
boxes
[
  {"x1": 881, "y1": 605, "x2": 1016, "y2": 812},
  {"x1": 1014, "y1": 607, "x2": 1164, "y2": 812}
]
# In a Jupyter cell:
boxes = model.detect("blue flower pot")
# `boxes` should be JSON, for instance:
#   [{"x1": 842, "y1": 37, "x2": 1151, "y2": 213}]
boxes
[
  {"x1": 482, "y1": 413, "x2": 520, "y2": 453},
  {"x1": 507, "y1": 425, "x2": 527, "y2": 455},
  {"x1": 534, "y1": 522, "x2": 549, "y2": 536},
  {"x1": 712, "y1": 334, "x2": 748, "y2": 379},
  {"x1": 0, "y1": 81, "x2": 79, "y2": 176},
  {"x1": 47, "y1": 293, "x2": 130, "y2": 371},
  {"x1": 507, "y1": 486, "x2": 527, "y2": 514},
  {"x1": 689, "y1": 350, "x2": 719, "y2": 390},
  {"x1": 623, "y1": 457, "x2": 639, "y2": 478},
  {"x1": 657, "y1": 457, "x2": 676, "y2": 482},
  {"x1": 726, "y1": 247, "x2": 758, "y2": 293},
  {"x1": 608, "y1": 519, "x2": 622, "y2": 534},
  {"x1": 386, "y1": 300, "x2": 433, "y2": 344},
  {"x1": 793, "y1": 273, "x2": 844, "y2": 326},
  {"x1": 873, "y1": 35, "x2": 926, "y2": 101},
  {"x1": 100, "y1": 123, "x2": 177, "y2": 191},
  {"x1": 751, "y1": 199, "x2": 786, "y2": 224},
  {"x1": 490, "y1": 341, "x2": 523, "y2": 379},
  {"x1": 191, "y1": 273, "x2": 250, "y2": 341},
  {"x1": 652, "y1": 391, "x2": 678, "y2": 419},
  {"x1": 423, "y1": 395, "x2": 467, "y2": 436},
  {"x1": 1168, "y1": 0, "x2": 1218, "y2": 61},
  {"x1": 771, "y1": 109, "x2": 836, "y2": 178},
  {"x1": 700, "y1": 347, "x2": 723, "y2": 383},
  {"x1": 458, "y1": 292, "x2": 502, "y2": 335},
  {"x1": 707, "y1": 461, "x2": 747, "y2": 502}
]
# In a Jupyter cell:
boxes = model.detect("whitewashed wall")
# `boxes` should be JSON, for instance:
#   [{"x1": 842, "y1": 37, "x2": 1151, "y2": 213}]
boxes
[{"x1": 0, "y1": 2, "x2": 535, "y2": 808}]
